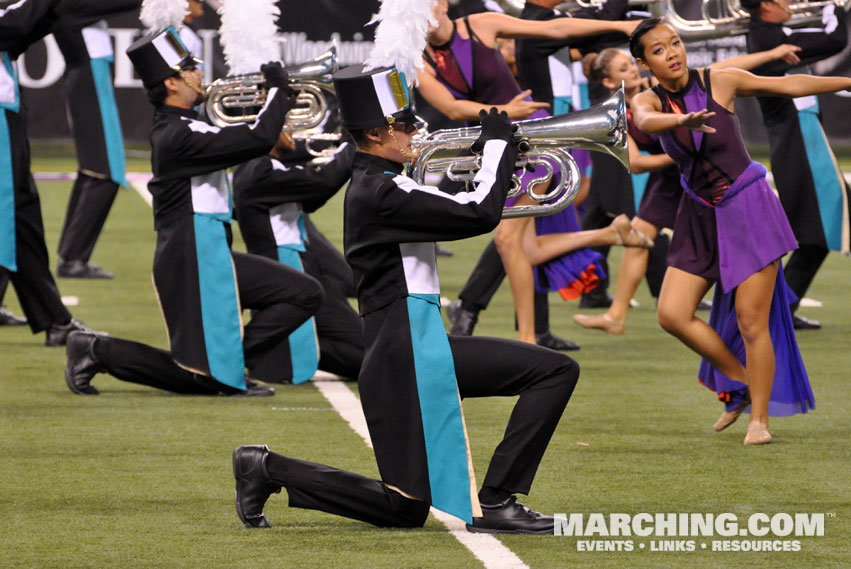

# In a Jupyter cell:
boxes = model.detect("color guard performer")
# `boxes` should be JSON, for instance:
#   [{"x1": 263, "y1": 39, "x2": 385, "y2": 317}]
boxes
[
  {"x1": 232, "y1": 63, "x2": 579, "y2": 533},
  {"x1": 628, "y1": 18, "x2": 850, "y2": 444}
]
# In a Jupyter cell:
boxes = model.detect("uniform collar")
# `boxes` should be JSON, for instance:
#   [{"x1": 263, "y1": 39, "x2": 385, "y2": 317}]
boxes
[
  {"x1": 155, "y1": 104, "x2": 199, "y2": 120},
  {"x1": 353, "y1": 151, "x2": 405, "y2": 175}
]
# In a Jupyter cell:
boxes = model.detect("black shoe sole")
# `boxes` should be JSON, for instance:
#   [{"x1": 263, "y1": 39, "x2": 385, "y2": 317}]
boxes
[{"x1": 465, "y1": 524, "x2": 553, "y2": 535}]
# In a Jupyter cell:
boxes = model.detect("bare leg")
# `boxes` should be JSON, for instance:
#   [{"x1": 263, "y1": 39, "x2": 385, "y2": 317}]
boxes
[
  {"x1": 521, "y1": 214, "x2": 652, "y2": 267},
  {"x1": 495, "y1": 212, "x2": 536, "y2": 344},
  {"x1": 656, "y1": 267, "x2": 746, "y2": 383},
  {"x1": 574, "y1": 217, "x2": 659, "y2": 334},
  {"x1": 734, "y1": 261, "x2": 779, "y2": 445}
]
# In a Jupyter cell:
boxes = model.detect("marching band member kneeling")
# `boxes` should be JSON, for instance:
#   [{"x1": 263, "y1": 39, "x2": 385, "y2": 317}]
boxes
[
  {"x1": 63, "y1": 27, "x2": 322, "y2": 397},
  {"x1": 232, "y1": 63, "x2": 579, "y2": 534}
]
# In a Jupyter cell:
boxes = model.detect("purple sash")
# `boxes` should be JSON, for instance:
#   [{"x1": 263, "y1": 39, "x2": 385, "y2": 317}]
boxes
[{"x1": 681, "y1": 162, "x2": 798, "y2": 293}]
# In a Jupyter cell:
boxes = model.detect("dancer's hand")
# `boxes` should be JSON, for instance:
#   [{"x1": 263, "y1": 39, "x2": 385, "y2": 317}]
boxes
[
  {"x1": 678, "y1": 109, "x2": 716, "y2": 133},
  {"x1": 502, "y1": 90, "x2": 549, "y2": 119},
  {"x1": 771, "y1": 44, "x2": 801, "y2": 65}
]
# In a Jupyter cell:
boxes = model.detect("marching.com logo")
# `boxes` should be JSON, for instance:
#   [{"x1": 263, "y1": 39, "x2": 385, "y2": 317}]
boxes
[{"x1": 553, "y1": 513, "x2": 829, "y2": 552}]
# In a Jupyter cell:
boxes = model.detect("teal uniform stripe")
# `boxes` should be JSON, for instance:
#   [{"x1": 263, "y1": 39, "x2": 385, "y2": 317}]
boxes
[
  {"x1": 798, "y1": 107, "x2": 844, "y2": 251},
  {"x1": 553, "y1": 96, "x2": 571, "y2": 117},
  {"x1": 406, "y1": 293, "x2": 473, "y2": 524},
  {"x1": 0, "y1": 110, "x2": 15, "y2": 271},
  {"x1": 631, "y1": 150, "x2": 650, "y2": 211},
  {"x1": 0, "y1": 53, "x2": 19, "y2": 272},
  {"x1": 276, "y1": 246, "x2": 319, "y2": 384},
  {"x1": 193, "y1": 215, "x2": 245, "y2": 390},
  {"x1": 90, "y1": 57, "x2": 127, "y2": 187},
  {"x1": 577, "y1": 82, "x2": 591, "y2": 110}
]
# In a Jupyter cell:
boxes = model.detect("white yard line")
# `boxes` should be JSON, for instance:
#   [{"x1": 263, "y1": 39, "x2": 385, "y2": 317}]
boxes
[
  {"x1": 123, "y1": 169, "x2": 530, "y2": 568},
  {"x1": 314, "y1": 380, "x2": 530, "y2": 569},
  {"x1": 128, "y1": 173, "x2": 154, "y2": 207}
]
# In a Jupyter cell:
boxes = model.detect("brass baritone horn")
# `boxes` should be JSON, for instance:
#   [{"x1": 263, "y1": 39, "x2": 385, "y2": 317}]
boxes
[
  {"x1": 410, "y1": 87, "x2": 629, "y2": 219},
  {"x1": 204, "y1": 46, "x2": 338, "y2": 131},
  {"x1": 665, "y1": 0, "x2": 851, "y2": 41}
]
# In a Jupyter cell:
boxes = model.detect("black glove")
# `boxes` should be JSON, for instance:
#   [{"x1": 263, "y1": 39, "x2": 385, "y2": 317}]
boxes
[
  {"x1": 470, "y1": 108, "x2": 515, "y2": 154},
  {"x1": 260, "y1": 61, "x2": 289, "y2": 90}
]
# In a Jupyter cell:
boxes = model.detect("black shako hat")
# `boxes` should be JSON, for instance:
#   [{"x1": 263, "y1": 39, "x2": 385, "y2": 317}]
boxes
[
  {"x1": 738, "y1": 0, "x2": 763, "y2": 9},
  {"x1": 126, "y1": 26, "x2": 202, "y2": 89},
  {"x1": 332, "y1": 64, "x2": 418, "y2": 130}
]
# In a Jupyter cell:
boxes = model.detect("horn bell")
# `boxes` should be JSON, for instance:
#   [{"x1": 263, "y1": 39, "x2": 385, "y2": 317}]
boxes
[{"x1": 410, "y1": 87, "x2": 630, "y2": 219}]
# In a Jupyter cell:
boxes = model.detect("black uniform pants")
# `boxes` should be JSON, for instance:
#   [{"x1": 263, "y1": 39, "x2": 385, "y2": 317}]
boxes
[
  {"x1": 4, "y1": 109, "x2": 72, "y2": 332},
  {"x1": 94, "y1": 251, "x2": 322, "y2": 393},
  {"x1": 458, "y1": 239, "x2": 551, "y2": 334},
  {"x1": 57, "y1": 172, "x2": 119, "y2": 263},
  {"x1": 263, "y1": 335, "x2": 579, "y2": 527},
  {"x1": 784, "y1": 244, "x2": 829, "y2": 313},
  {"x1": 0, "y1": 269, "x2": 8, "y2": 304},
  {"x1": 247, "y1": 240, "x2": 363, "y2": 381}
]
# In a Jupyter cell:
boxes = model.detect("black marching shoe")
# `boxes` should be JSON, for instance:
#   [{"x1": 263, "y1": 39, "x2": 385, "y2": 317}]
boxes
[
  {"x1": 239, "y1": 380, "x2": 276, "y2": 397},
  {"x1": 233, "y1": 445, "x2": 281, "y2": 528},
  {"x1": 57, "y1": 259, "x2": 114, "y2": 279},
  {"x1": 45, "y1": 318, "x2": 103, "y2": 347},
  {"x1": 535, "y1": 330, "x2": 580, "y2": 351},
  {"x1": 466, "y1": 496, "x2": 555, "y2": 535},
  {"x1": 578, "y1": 291, "x2": 613, "y2": 309},
  {"x1": 446, "y1": 299, "x2": 478, "y2": 336},
  {"x1": 0, "y1": 306, "x2": 27, "y2": 326},
  {"x1": 792, "y1": 313, "x2": 821, "y2": 330},
  {"x1": 65, "y1": 331, "x2": 104, "y2": 395}
]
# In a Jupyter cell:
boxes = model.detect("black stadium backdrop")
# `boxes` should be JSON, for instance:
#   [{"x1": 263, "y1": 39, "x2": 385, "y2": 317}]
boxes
[{"x1": 18, "y1": 0, "x2": 851, "y2": 145}]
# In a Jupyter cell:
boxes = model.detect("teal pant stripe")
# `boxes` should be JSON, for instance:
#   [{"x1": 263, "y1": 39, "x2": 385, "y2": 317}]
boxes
[
  {"x1": 0, "y1": 111, "x2": 15, "y2": 271},
  {"x1": 193, "y1": 215, "x2": 245, "y2": 390},
  {"x1": 631, "y1": 150, "x2": 650, "y2": 211},
  {"x1": 90, "y1": 57, "x2": 127, "y2": 187},
  {"x1": 406, "y1": 294, "x2": 473, "y2": 524},
  {"x1": 276, "y1": 246, "x2": 319, "y2": 383},
  {"x1": 798, "y1": 109, "x2": 844, "y2": 251}
]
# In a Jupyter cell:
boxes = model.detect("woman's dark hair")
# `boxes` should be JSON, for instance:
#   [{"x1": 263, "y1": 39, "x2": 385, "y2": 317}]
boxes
[
  {"x1": 144, "y1": 82, "x2": 169, "y2": 106},
  {"x1": 582, "y1": 48, "x2": 623, "y2": 84},
  {"x1": 629, "y1": 17, "x2": 663, "y2": 60}
]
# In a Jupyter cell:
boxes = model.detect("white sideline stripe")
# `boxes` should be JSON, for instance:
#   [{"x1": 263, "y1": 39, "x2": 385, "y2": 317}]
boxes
[
  {"x1": 129, "y1": 175, "x2": 153, "y2": 207},
  {"x1": 313, "y1": 380, "x2": 530, "y2": 569},
  {"x1": 119, "y1": 169, "x2": 531, "y2": 567}
]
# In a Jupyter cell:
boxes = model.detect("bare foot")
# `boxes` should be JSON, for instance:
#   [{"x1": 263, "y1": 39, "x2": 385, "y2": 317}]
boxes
[
  {"x1": 713, "y1": 397, "x2": 750, "y2": 432},
  {"x1": 573, "y1": 313, "x2": 625, "y2": 335},
  {"x1": 612, "y1": 214, "x2": 654, "y2": 248},
  {"x1": 743, "y1": 423, "x2": 772, "y2": 445}
]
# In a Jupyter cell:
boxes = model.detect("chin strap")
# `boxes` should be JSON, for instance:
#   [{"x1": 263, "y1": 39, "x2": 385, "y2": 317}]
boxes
[
  {"x1": 180, "y1": 69, "x2": 206, "y2": 98},
  {"x1": 385, "y1": 115, "x2": 415, "y2": 159}
]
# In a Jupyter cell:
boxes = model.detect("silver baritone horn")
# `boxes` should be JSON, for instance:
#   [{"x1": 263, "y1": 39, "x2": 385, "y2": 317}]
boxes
[
  {"x1": 204, "y1": 46, "x2": 337, "y2": 130},
  {"x1": 410, "y1": 87, "x2": 629, "y2": 219}
]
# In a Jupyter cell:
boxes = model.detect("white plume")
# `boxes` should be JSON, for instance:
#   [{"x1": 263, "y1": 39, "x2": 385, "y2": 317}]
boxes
[
  {"x1": 364, "y1": 0, "x2": 437, "y2": 86},
  {"x1": 219, "y1": 0, "x2": 282, "y2": 75},
  {"x1": 139, "y1": 0, "x2": 189, "y2": 32}
]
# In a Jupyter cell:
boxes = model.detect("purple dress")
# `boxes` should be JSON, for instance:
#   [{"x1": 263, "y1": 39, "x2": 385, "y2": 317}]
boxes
[
  {"x1": 425, "y1": 17, "x2": 603, "y2": 299},
  {"x1": 651, "y1": 69, "x2": 814, "y2": 416}
]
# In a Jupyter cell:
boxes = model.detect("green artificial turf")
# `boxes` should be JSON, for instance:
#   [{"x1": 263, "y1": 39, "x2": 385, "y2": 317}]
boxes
[{"x1": 0, "y1": 162, "x2": 849, "y2": 568}]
